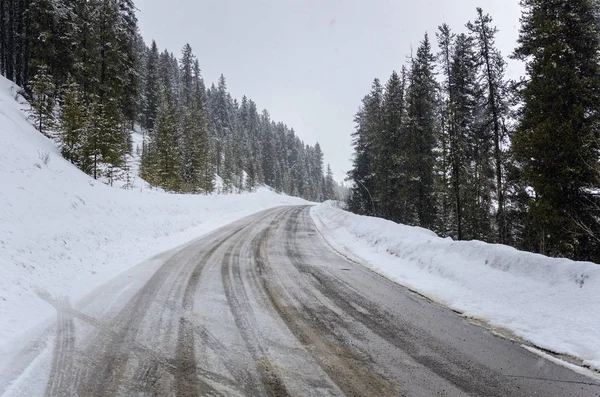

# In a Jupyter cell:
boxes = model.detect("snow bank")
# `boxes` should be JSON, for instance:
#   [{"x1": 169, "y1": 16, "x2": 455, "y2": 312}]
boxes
[
  {"x1": 311, "y1": 202, "x2": 600, "y2": 370},
  {"x1": 0, "y1": 76, "x2": 306, "y2": 346}
]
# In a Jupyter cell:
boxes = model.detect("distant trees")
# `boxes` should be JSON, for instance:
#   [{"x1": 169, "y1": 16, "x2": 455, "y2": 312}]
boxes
[{"x1": 347, "y1": 3, "x2": 600, "y2": 262}]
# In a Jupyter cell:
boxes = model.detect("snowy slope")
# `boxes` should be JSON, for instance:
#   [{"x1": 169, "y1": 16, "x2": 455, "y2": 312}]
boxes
[
  {"x1": 311, "y1": 202, "x2": 600, "y2": 371},
  {"x1": 0, "y1": 76, "x2": 307, "y2": 347}
]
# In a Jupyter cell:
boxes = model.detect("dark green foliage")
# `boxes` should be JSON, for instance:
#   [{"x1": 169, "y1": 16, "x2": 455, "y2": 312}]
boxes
[
  {"x1": 404, "y1": 34, "x2": 438, "y2": 229},
  {"x1": 0, "y1": 0, "x2": 335, "y2": 202},
  {"x1": 468, "y1": 8, "x2": 511, "y2": 244},
  {"x1": 374, "y1": 69, "x2": 407, "y2": 223},
  {"x1": 513, "y1": 0, "x2": 600, "y2": 261},
  {"x1": 142, "y1": 40, "x2": 160, "y2": 132},
  {"x1": 347, "y1": 4, "x2": 600, "y2": 261},
  {"x1": 324, "y1": 164, "x2": 337, "y2": 201},
  {"x1": 29, "y1": 64, "x2": 55, "y2": 136},
  {"x1": 57, "y1": 77, "x2": 86, "y2": 166},
  {"x1": 347, "y1": 79, "x2": 382, "y2": 216}
]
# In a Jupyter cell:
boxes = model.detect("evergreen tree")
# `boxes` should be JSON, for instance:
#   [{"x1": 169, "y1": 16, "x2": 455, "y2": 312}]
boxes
[
  {"x1": 147, "y1": 83, "x2": 182, "y2": 191},
  {"x1": 58, "y1": 77, "x2": 86, "y2": 166},
  {"x1": 143, "y1": 40, "x2": 160, "y2": 132},
  {"x1": 436, "y1": 24, "x2": 456, "y2": 235},
  {"x1": 213, "y1": 74, "x2": 231, "y2": 175},
  {"x1": 0, "y1": 0, "x2": 331, "y2": 201},
  {"x1": 191, "y1": 59, "x2": 214, "y2": 193},
  {"x1": 468, "y1": 8, "x2": 511, "y2": 244},
  {"x1": 404, "y1": 34, "x2": 438, "y2": 229},
  {"x1": 376, "y1": 70, "x2": 407, "y2": 223},
  {"x1": 29, "y1": 64, "x2": 55, "y2": 136},
  {"x1": 324, "y1": 164, "x2": 336, "y2": 201},
  {"x1": 26, "y1": 0, "x2": 55, "y2": 82},
  {"x1": 180, "y1": 43, "x2": 194, "y2": 109},
  {"x1": 347, "y1": 79, "x2": 382, "y2": 216},
  {"x1": 448, "y1": 33, "x2": 484, "y2": 240},
  {"x1": 260, "y1": 110, "x2": 276, "y2": 186},
  {"x1": 513, "y1": 0, "x2": 600, "y2": 260}
]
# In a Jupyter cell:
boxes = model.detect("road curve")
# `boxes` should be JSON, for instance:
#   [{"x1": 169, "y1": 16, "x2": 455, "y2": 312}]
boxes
[{"x1": 29, "y1": 206, "x2": 600, "y2": 396}]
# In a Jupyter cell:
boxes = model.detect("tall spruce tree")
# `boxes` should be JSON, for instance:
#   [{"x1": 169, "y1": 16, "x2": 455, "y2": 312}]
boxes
[
  {"x1": 29, "y1": 64, "x2": 55, "y2": 136},
  {"x1": 58, "y1": 77, "x2": 87, "y2": 166},
  {"x1": 436, "y1": 24, "x2": 456, "y2": 236},
  {"x1": 149, "y1": 81, "x2": 182, "y2": 191},
  {"x1": 468, "y1": 8, "x2": 511, "y2": 244},
  {"x1": 143, "y1": 40, "x2": 160, "y2": 133},
  {"x1": 347, "y1": 79, "x2": 382, "y2": 216},
  {"x1": 513, "y1": 0, "x2": 600, "y2": 260},
  {"x1": 324, "y1": 163, "x2": 336, "y2": 201},
  {"x1": 375, "y1": 70, "x2": 407, "y2": 223},
  {"x1": 404, "y1": 34, "x2": 438, "y2": 229},
  {"x1": 450, "y1": 33, "x2": 489, "y2": 241}
]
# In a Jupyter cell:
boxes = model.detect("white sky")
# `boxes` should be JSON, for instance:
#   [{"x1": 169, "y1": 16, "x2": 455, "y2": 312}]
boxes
[{"x1": 135, "y1": 0, "x2": 524, "y2": 181}]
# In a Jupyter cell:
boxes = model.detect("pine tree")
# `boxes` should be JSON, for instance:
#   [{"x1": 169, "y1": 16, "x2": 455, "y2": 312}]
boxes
[
  {"x1": 376, "y1": 70, "x2": 407, "y2": 223},
  {"x1": 468, "y1": 8, "x2": 510, "y2": 244},
  {"x1": 115, "y1": 0, "x2": 139, "y2": 126},
  {"x1": 404, "y1": 34, "x2": 438, "y2": 228},
  {"x1": 324, "y1": 164, "x2": 336, "y2": 200},
  {"x1": 260, "y1": 110, "x2": 276, "y2": 186},
  {"x1": 436, "y1": 24, "x2": 456, "y2": 236},
  {"x1": 347, "y1": 78, "x2": 382, "y2": 216},
  {"x1": 58, "y1": 77, "x2": 86, "y2": 166},
  {"x1": 143, "y1": 40, "x2": 160, "y2": 132},
  {"x1": 149, "y1": 84, "x2": 182, "y2": 191},
  {"x1": 448, "y1": 33, "x2": 484, "y2": 240},
  {"x1": 191, "y1": 59, "x2": 214, "y2": 193},
  {"x1": 513, "y1": 0, "x2": 600, "y2": 260},
  {"x1": 27, "y1": 0, "x2": 55, "y2": 82},
  {"x1": 312, "y1": 143, "x2": 325, "y2": 201},
  {"x1": 213, "y1": 74, "x2": 231, "y2": 175},
  {"x1": 180, "y1": 43, "x2": 194, "y2": 109},
  {"x1": 29, "y1": 64, "x2": 55, "y2": 137}
]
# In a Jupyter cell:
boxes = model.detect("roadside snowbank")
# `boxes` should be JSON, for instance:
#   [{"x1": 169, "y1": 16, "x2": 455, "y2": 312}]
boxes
[
  {"x1": 0, "y1": 76, "x2": 306, "y2": 346},
  {"x1": 311, "y1": 202, "x2": 600, "y2": 371}
]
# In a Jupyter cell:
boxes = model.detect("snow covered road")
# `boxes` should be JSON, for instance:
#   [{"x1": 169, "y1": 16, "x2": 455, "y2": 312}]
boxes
[{"x1": 2, "y1": 206, "x2": 599, "y2": 396}]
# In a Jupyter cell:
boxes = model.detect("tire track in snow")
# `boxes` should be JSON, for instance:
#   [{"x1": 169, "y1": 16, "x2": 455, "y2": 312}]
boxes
[
  {"x1": 252, "y1": 207, "x2": 399, "y2": 396},
  {"x1": 42, "y1": 295, "x2": 76, "y2": 397},
  {"x1": 220, "y1": 208, "x2": 292, "y2": 397},
  {"x1": 174, "y1": 207, "x2": 287, "y2": 396},
  {"x1": 173, "y1": 225, "x2": 246, "y2": 397}
]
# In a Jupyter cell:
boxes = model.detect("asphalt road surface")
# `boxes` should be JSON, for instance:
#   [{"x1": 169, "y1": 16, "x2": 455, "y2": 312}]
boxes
[{"x1": 11, "y1": 206, "x2": 600, "y2": 396}]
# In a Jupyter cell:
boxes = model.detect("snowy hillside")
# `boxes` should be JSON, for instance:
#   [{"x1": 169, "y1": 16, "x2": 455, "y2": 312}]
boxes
[
  {"x1": 0, "y1": 76, "x2": 307, "y2": 347},
  {"x1": 312, "y1": 202, "x2": 600, "y2": 372}
]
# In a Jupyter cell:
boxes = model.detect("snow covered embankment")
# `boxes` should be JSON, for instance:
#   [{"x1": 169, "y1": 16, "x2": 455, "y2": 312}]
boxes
[
  {"x1": 0, "y1": 76, "x2": 306, "y2": 348},
  {"x1": 311, "y1": 202, "x2": 600, "y2": 371}
]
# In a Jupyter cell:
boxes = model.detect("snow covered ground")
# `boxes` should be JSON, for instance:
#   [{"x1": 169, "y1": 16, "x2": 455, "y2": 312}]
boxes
[
  {"x1": 0, "y1": 75, "x2": 306, "y2": 349},
  {"x1": 311, "y1": 202, "x2": 600, "y2": 372}
]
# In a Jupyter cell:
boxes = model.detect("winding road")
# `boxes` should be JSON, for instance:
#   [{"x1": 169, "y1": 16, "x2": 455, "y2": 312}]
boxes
[{"x1": 8, "y1": 206, "x2": 600, "y2": 396}]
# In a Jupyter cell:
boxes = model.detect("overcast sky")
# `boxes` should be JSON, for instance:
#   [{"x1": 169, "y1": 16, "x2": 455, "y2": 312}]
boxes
[{"x1": 135, "y1": 0, "x2": 524, "y2": 182}]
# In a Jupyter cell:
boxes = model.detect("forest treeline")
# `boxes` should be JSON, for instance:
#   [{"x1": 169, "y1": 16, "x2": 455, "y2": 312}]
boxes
[
  {"x1": 0, "y1": 0, "x2": 337, "y2": 201},
  {"x1": 348, "y1": 1, "x2": 600, "y2": 262}
]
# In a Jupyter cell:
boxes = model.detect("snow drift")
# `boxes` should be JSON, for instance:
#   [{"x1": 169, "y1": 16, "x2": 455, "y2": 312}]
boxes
[
  {"x1": 311, "y1": 202, "x2": 600, "y2": 371},
  {"x1": 0, "y1": 75, "x2": 306, "y2": 347}
]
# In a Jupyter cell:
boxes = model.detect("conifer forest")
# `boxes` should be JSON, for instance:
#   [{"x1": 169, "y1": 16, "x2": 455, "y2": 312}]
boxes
[
  {"x1": 0, "y1": 0, "x2": 337, "y2": 201},
  {"x1": 2, "y1": 0, "x2": 600, "y2": 262},
  {"x1": 347, "y1": 2, "x2": 600, "y2": 262}
]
